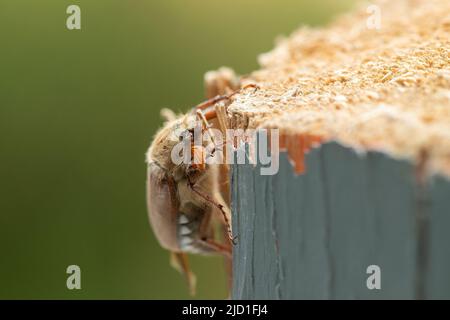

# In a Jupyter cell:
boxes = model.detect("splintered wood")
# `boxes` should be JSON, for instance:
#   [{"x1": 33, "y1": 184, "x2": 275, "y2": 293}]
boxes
[{"x1": 226, "y1": 0, "x2": 450, "y2": 177}]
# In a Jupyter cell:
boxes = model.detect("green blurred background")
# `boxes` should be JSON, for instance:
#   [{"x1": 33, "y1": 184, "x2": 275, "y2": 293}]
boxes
[{"x1": 0, "y1": 0, "x2": 354, "y2": 299}]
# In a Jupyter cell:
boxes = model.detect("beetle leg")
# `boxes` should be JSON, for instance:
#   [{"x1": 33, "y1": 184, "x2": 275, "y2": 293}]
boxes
[
  {"x1": 195, "y1": 200, "x2": 232, "y2": 259},
  {"x1": 219, "y1": 223, "x2": 233, "y2": 293},
  {"x1": 196, "y1": 104, "x2": 231, "y2": 159},
  {"x1": 198, "y1": 238, "x2": 232, "y2": 258},
  {"x1": 197, "y1": 94, "x2": 247, "y2": 149},
  {"x1": 194, "y1": 83, "x2": 259, "y2": 154},
  {"x1": 194, "y1": 83, "x2": 259, "y2": 113},
  {"x1": 196, "y1": 109, "x2": 217, "y2": 148},
  {"x1": 195, "y1": 109, "x2": 230, "y2": 166},
  {"x1": 195, "y1": 94, "x2": 230, "y2": 111},
  {"x1": 170, "y1": 251, "x2": 197, "y2": 296},
  {"x1": 209, "y1": 164, "x2": 232, "y2": 240},
  {"x1": 214, "y1": 104, "x2": 229, "y2": 135},
  {"x1": 187, "y1": 177, "x2": 235, "y2": 244},
  {"x1": 214, "y1": 104, "x2": 231, "y2": 180},
  {"x1": 240, "y1": 82, "x2": 259, "y2": 94}
]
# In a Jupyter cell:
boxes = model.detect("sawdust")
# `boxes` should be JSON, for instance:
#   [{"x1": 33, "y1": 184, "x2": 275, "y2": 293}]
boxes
[{"x1": 226, "y1": 0, "x2": 450, "y2": 177}]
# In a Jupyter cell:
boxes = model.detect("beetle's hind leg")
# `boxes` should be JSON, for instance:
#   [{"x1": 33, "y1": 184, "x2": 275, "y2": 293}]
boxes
[
  {"x1": 170, "y1": 252, "x2": 197, "y2": 296},
  {"x1": 198, "y1": 238, "x2": 232, "y2": 258}
]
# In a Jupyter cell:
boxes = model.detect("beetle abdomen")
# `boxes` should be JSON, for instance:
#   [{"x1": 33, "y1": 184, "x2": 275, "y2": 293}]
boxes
[
  {"x1": 177, "y1": 213, "x2": 203, "y2": 253},
  {"x1": 176, "y1": 203, "x2": 215, "y2": 254}
]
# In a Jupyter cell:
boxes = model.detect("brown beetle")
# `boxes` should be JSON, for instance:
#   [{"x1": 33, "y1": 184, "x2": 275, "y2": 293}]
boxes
[{"x1": 146, "y1": 70, "x2": 254, "y2": 295}]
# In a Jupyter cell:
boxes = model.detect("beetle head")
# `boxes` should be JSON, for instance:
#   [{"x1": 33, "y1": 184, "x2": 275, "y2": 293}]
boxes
[{"x1": 146, "y1": 113, "x2": 199, "y2": 174}]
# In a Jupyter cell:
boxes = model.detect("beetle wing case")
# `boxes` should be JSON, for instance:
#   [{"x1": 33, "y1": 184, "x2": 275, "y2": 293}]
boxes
[{"x1": 146, "y1": 162, "x2": 180, "y2": 251}]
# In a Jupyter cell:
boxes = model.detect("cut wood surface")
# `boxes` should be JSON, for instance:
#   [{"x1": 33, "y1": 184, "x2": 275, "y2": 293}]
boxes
[
  {"x1": 226, "y1": 0, "x2": 450, "y2": 299},
  {"x1": 227, "y1": 0, "x2": 450, "y2": 178}
]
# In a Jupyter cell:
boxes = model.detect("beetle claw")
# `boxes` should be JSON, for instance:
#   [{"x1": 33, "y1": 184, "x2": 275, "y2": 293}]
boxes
[{"x1": 231, "y1": 234, "x2": 238, "y2": 246}]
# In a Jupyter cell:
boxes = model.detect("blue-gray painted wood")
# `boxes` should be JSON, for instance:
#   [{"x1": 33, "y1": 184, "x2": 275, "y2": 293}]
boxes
[
  {"x1": 427, "y1": 177, "x2": 450, "y2": 299},
  {"x1": 231, "y1": 142, "x2": 450, "y2": 299}
]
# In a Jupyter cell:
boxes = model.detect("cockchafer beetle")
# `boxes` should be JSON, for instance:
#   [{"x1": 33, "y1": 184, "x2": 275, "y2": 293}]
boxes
[{"x1": 146, "y1": 68, "x2": 257, "y2": 294}]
